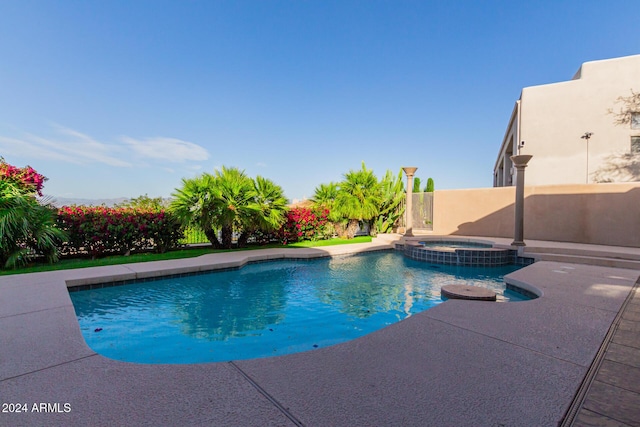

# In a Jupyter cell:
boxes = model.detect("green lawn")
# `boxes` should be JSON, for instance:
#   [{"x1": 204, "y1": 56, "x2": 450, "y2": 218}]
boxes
[
  {"x1": 0, "y1": 236, "x2": 373, "y2": 276},
  {"x1": 283, "y1": 236, "x2": 372, "y2": 248}
]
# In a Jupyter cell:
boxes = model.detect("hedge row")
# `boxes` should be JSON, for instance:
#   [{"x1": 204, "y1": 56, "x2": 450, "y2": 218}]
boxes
[
  {"x1": 56, "y1": 206, "x2": 183, "y2": 257},
  {"x1": 54, "y1": 206, "x2": 333, "y2": 258}
]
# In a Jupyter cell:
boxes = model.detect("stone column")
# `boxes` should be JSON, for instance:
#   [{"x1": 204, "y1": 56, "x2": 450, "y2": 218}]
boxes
[
  {"x1": 510, "y1": 155, "x2": 532, "y2": 246},
  {"x1": 402, "y1": 167, "x2": 418, "y2": 237}
]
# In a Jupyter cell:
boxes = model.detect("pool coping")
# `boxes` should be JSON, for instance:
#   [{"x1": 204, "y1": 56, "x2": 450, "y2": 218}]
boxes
[{"x1": 1, "y1": 236, "x2": 639, "y2": 426}]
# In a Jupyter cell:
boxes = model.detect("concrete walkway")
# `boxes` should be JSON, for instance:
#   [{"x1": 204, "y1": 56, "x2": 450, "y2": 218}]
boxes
[
  {"x1": 570, "y1": 282, "x2": 640, "y2": 426},
  {"x1": 1, "y1": 237, "x2": 639, "y2": 426}
]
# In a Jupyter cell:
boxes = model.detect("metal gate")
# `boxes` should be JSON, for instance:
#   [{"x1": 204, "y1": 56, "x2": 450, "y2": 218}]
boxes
[{"x1": 398, "y1": 192, "x2": 434, "y2": 232}]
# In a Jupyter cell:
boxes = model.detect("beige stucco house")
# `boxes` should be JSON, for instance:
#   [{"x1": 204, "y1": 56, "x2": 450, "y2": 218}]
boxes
[{"x1": 494, "y1": 54, "x2": 640, "y2": 187}]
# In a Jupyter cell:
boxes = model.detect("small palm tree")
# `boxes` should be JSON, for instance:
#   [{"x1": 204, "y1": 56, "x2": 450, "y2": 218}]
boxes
[
  {"x1": 311, "y1": 182, "x2": 340, "y2": 218},
  {"x1": 171, "y1": 167, "x2": 287, "y2": 249},
  {"x1": 311, "y1": 181, "x2": 346, "y2": 236},
  {"x1": 0, "y1": 180, "x2": 67, "y2": 268},
  {"x1": 238, "y1": 176, "x2": 288, "y2": 246},
  {"x1": 334, "y1": 163, "x2": 382, "y2": 238},
  {"x1": 170, "y1": 173, "x2": 223, "y2": 247},
  {"x1": 211, "y1": 166, "x2": 258, "y2": 248}
]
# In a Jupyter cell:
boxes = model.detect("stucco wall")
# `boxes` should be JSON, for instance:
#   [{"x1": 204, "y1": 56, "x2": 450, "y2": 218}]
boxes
[
  {"x1": 431, "y1": 183, "x2": 640, "y2": 247},
  {"x1": 494, "y1": 54, "x2": 640, "y2": 187}
]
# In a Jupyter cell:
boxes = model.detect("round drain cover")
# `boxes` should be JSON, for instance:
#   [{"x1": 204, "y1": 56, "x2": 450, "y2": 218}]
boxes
[{"x1": 441, "y1": 284, "x2": 496, "y2": 301}]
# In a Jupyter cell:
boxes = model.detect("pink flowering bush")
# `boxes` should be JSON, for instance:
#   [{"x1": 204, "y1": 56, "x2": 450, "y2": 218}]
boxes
[
  {"x1": 0, "y1": 157, "x2": 46, "y2": 196},
  {"x1": 56, "y1": 206, "x2": 183, "y2": 258},
  {"x1": 279, "y1": 207, "x2": 331, "y2": 244}
]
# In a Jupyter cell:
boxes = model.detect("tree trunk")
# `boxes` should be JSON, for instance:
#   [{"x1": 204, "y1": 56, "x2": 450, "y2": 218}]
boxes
[
  {"x1": 369, "y1": 220, "x2": 378, "y2": 237},
  {"x1": 221, "y1": 225, "x2": 233, "y2": 249},
  {"x1": 204, "y1": 227, "x2": 223, "y2": 249},
  {"x1": 237, "y1": 231, "x2": 249, "y2": 248},
  {"x1": 333, "y1": 222, "x2": 347, "y2": 239},
  {"x1": 346, "y1": 219, "x2": 359, "y2": 239}
]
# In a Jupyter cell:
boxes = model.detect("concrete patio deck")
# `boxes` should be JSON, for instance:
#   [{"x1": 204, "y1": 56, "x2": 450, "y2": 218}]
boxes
[{"x1": 1, "y1": 236, "x2": 639, "y2": 426}]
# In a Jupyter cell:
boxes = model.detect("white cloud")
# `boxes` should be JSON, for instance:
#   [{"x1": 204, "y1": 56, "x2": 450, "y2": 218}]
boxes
[
  {"x1": 121, "y1": 137, "x2": 209, "y2": 163},
  {"x1": 50, "y1": 124, "x2": 132, "y2": 167},
  {"x1": 0, "y1": 124, "x2": 131, "y2": 167},
  {"x1": 0, "y1": 135, "x2": 83, "y2": 164},
  {"x1": 256, "y1": 161, "x2": 267, "y2": 167},
  {"x1": 0, "y1": 124, "x2": 210, "y2": 169}
]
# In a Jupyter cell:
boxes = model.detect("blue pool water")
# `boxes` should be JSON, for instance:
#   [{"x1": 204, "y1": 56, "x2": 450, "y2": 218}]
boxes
[{"x1": 69, "y1": 251, "x2": 528, "y2": 364}]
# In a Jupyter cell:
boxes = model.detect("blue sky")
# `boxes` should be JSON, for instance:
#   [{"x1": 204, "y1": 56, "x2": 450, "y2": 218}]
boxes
[{"x1": 1, "y1": 1, "x2": 638, "y2": 202}]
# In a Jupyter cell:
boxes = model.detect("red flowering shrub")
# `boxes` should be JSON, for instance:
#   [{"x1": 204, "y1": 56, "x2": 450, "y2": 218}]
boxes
[
  {"x1": 0, "y1": 157, "x2": 46, "y2": 196},
  {"x1": 56, "y1": 206, "x2": 183, "y2": 257},
  {"x1": 279, "y1": 207, "x2": 331, "y2": 244}
]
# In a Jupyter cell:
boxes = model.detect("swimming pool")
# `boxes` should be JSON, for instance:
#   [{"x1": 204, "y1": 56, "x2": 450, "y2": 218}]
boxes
[{"x1": 69, "y1": 251, "x2": 529, "y2": 364}]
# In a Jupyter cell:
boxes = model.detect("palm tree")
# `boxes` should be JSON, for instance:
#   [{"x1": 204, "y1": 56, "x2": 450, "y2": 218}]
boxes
[
  {"x1": 311, "y1": 182, "x2": 347, "y2": 237},
  {"x1": 211, "y1": 166, "x2": 258, "y2": 248},
  {"x1": 334, "y1": 163, "x2": 382, "y2": 239},
  {"x1": 171, "y1": 167, "x2": 288, "y2": 249},
  {"x1": 311, "y1": 182, "x2": 340, "y2": 218},
  {"x1": 170, "y1": 173, "x2": 223, "y2": 247},
  {"x1": 0, "y1": 180, "x2": 67, "y2": 268},
  {"x1": 311, "y1": 182, "x2": 338, "y2": 207},
  {"x1": 238, "y1": 175, "x2": 288, "y2": 247}
]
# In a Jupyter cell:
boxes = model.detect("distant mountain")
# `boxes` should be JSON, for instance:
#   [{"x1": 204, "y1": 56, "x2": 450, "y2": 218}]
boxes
[{"x1": 49, "y1": 196, "x2": 129, "y2": 207}]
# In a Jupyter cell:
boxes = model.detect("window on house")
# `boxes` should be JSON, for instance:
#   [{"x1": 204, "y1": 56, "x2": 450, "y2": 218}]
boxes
[
  {"x1": 632, "y1": 136, "x2": 640, "y2": 153},
  {"x1": 632, "y1": 112, "x2": 640, "y2": 130}
]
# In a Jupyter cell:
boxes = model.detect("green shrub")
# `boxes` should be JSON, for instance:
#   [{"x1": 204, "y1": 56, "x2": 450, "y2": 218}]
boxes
[{"x1": 0, "y1": 158, "x2": 66, "y2": 268}]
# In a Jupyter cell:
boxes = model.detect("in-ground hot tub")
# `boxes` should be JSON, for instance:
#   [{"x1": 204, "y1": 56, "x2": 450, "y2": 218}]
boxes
[{"x1": 403, "y1": 239, "x2": 517, "y2": 267}]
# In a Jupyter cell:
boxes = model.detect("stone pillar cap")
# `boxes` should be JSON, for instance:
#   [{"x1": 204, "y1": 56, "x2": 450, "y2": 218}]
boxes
[
  {"x1": 510, "y1": 155, "x2": 532, "y2": 167},
  {"x1": 402, "y1": 167, "x2": 418, "y2": 176}
]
